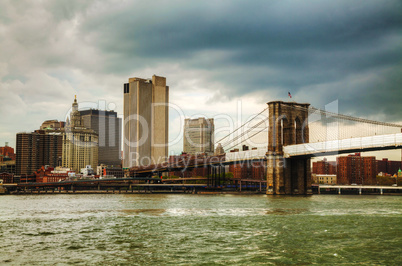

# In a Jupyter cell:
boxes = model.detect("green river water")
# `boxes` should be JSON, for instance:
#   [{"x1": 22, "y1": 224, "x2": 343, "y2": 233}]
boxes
[{"x1": 0, "y1": 194, "x2": 401, "y2": 265}]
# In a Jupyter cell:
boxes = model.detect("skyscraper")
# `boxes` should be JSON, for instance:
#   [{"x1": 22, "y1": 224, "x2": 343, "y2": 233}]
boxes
[
  {"x1": 62, "y1": 96, "x2": 98, "y2": 173},
  {"x1": 123, "y1": 75, "x2": 169, "y2": 168},
  {"x1": 183, "y1": 117, "x2": 214, "y2": 155},
  {"x1": 80, "y1": 109, "x2": 121, "y2": 166}
]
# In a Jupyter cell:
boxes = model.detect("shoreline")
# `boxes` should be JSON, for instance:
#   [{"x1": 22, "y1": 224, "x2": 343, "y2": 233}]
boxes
[{"x1": 2, "y1": 190, "x2": 401, "y2": 196}]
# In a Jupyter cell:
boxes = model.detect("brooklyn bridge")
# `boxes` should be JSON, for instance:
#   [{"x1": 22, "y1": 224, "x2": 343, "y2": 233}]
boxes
[
  {"x1": 120, "y1": 100, "x2": 402, "y2": 194},
  {"x1": 10, "y1": 101, "x2": 402, "y2": 195}
]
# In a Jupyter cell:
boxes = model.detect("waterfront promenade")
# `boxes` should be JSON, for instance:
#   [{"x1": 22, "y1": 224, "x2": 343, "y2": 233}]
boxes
[{"x1": 317, "y1": 184, "x2": 402, "y2": 195}]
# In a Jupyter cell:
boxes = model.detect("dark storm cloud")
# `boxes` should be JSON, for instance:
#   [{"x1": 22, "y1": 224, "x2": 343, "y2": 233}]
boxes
[
  {"x1": 71, "y1": 0, "x2": 402, "y2": 121},
  {"x1": 1, "y1": 0, "x2": 401, "y2": 140}
]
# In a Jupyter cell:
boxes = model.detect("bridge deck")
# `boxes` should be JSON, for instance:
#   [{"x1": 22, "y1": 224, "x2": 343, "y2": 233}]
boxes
[{"x1": 284, "y1": 133, "x2": 402, "y2": 158}]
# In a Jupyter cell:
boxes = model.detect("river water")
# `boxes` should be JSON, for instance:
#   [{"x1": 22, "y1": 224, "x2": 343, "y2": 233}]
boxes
[{"x1": 0, "y1": 194, "x2": 401, "y2": 265}]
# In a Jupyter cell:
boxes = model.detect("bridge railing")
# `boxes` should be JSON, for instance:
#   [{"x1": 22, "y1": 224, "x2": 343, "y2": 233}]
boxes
[{"x1": 284, "y1": 133, "x2": 402, "y2": 157}]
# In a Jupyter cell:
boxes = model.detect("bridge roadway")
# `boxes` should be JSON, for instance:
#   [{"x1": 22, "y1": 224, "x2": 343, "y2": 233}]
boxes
[
  {"x1": 131, "y1": 149, "x2": 267, "y2": 176},
  {"x1": 8, "y1": 177, "x2": 161, "y2": 189},
  {"x1": 133, "y1": 132, "x2": 402, "y2": 176},
  {"x1": 284, "y1": 133, "x2": 402, "y2": 158},
  {"x1": 4, "y1": 176, "x2": 266, "y2": 193}
]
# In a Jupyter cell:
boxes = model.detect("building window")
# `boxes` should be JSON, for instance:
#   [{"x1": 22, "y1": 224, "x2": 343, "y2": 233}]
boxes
[{"x1": 124, "y1": 83, "x2": 129, "y2": 94}]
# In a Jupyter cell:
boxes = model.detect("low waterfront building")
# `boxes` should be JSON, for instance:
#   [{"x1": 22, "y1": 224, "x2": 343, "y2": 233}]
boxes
[
  {"x1": 312, "y1": 174, "x2": 337, "y2": 184},
  {"x1": 80, "y1": 165, "x2": 95, "y2": 176},
  {"x1": 103, "y1": 167, "x2": 124, "y2": 178},
  {"x1": 34, "y1": 166, "x2": 74, "y2": 183},
  {"x1": 19, "y1": 174, "x2": 36, "y2": 183},
  {"x1": 0, "y1": 160, "x2": 16, "y2": 174},
  {"x1": 97, "y1": 164, "x2": 107, "y2": 177},
  {"x1": 0, "y1": 172, "x2": 14, "y2": 183}
]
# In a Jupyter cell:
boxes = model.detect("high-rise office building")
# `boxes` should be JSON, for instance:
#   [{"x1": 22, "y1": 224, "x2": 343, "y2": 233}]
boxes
[
  {"x1": 62, "y1": 96, "x2": 98, "y2": 173},
  {"x1": 16, "y1": 130, "x2": 63, "y2": 175},
  {"x1": 123, "y1": 75, "x2": 169, "y2": 168},
  {"x1": 80, "y1": 109, "x2": 121, "y2": 166},
  {"x1": 183, "y1": 117, "x2": 214, "y2": 155}
]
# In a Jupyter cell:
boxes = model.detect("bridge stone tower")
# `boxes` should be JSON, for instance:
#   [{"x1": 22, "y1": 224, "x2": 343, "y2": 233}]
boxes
[{"x1": 266, "y1": 101, "x2": 312, "y2": 195}]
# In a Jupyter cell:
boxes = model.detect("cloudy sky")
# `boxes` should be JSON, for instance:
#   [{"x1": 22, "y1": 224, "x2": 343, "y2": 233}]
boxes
[{"x1": 1, "y1": 0, "x2": 401, "y2": 157}]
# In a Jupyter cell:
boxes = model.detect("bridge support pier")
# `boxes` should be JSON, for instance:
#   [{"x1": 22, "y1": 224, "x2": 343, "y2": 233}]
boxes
[
  {"x1": 266, "y1": 101, "x2": 312, "y2": 195},
  {"x1": 266, "y1": 153, "x2": 311, "y2": 195}
]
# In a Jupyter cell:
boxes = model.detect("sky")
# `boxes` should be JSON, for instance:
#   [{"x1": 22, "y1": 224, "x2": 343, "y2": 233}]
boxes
[{"x1": 0, "y1": 0, "x2": 401, "y2": 158}]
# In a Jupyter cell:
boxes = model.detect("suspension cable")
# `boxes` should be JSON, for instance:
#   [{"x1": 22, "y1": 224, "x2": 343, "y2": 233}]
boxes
[
  {"x1": 224, "y1": 124, "x2": 268, "y2": 152},
  {"x1": 221, "y1": 118, "x2": 268, "y2": 149},
  {"x1": 215, "y1": 107, "x2": 268, "y2": 144}
]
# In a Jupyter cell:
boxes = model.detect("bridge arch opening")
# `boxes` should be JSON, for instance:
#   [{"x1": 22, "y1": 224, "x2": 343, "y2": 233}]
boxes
[
  {"x1": 295, "y1": 116, "x2": 303, "y2": 144},
  {"x1": 280, "y1": 117, "x2": 292, "y2": 146}
]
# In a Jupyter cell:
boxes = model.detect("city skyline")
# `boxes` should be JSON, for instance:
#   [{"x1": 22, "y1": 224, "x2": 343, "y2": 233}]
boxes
[
  {"x1": 1, "y1": 2, "x2": 402, "y2": 264},
  {"x1": 0, "y1": 1, "x2": 401, "y2": 158}
]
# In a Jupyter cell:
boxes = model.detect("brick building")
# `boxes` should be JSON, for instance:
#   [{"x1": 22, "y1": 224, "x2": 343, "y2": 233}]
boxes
[
  {"x1": 34, "y1": 166, "x2": 74, "y2": 183},
  {"x1": 337, "y1": 153, "x2": 376, "y2": 185},
  {"x1": 0, "y1": 173, "x2": 14, "y2": 184},
  {"x1": 228, "y1": 161, "x2": 265, "y2": 180},
  {"x1": 229, "y1": 162, "x2": 251, "y2": 179},
  {"x1": 225, "y1": 147, "x2": 266, "y2": 180},
  {"x1": 16, "y1": 131, "x2": 63, "y2": 175},
  {"x1": 0, "y1": 145, "x2": 16, "y2": 161},
  {"x1": 312, "y1": 158, "x2": 336, "y2": 175},
  {"x1": 0, "y1": 160, "x2": 16, "y2": 174},
  {"x1": 363, "y1": 156, "x2": 377, "y2": 184},
  {"x1": 169, "y1": 167, "x2": 209, "y2": 178},
  {"x1": 19, "y1": 174, "x2": 36, "y2": 183},
  {"x1": 376, "y1": 158, "x2": 401, "y2": 175},
  {"x1": 168, "y1": 153, "x2": 218, "y2": 178},
  {"x1": 103, "y1": 167, "x2": 124, "y2": 178}
]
